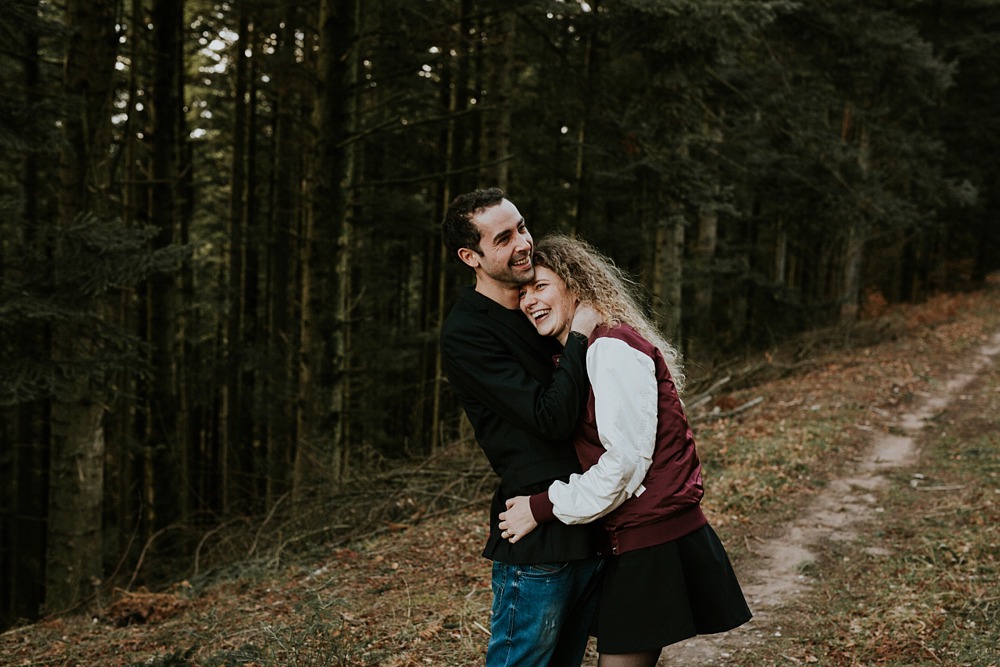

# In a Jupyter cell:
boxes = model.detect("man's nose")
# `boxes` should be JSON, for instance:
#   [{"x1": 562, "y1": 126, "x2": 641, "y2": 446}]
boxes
[{"x1": 514, "y1": 232, "x2": 531, "y2": 252}]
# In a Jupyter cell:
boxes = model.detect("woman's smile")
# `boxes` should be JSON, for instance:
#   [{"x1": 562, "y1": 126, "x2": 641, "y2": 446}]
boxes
[{"x1": 520, "y1": 267, "x2": 575, "y2": 344}]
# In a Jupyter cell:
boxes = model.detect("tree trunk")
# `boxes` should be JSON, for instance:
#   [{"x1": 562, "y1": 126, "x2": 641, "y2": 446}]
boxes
[
  {"x1": 430, "y1": 0, "x2": 473, "y2": 452},
  {"x1": 2, "y1": 1, "x2": 49, "y2": 624},
  {"x1": 480, "y1": 7, "x2": 515, "y2": 188},
  {"x1": 145, "y1": 0, "x2": 183, "y2": 540},
  {"x1": 110, "y1": 0, "x2": 144, "y2": 578},
  {"x1": 46, "y1": 400, "x2": 105, "y2": 613},
  {"x1": 689, "y1": 196, "x2": 718, "y2": 359},
  {"x1": 177, "y1": 80, "x2": 195, "y2": 532},
  {"x1": 269, "y1": 5, "x2": 303, "y2": 503},
  {"x1": 4, "y1": 403, "x2": 49, "y2": 624},
  {"x1": 295, "y1": 0, "x2": 356, "y2": 494},
  {"x1": 651, "y1": 196, "x2": 685, "y2": 344},
  {"x1": 244, "y1": 51, "x2": 263, "y2": 503},
  {"x1": 840, "y1": 111, "x2": 869, "y2": 323},
  {"x1": 774, "y1": 216, "x2": 788, "y2": 285},
  {"x1": 225, "y1": 9, "x2": 251, "y2": 507},
  {"x1": 840, "y1": 220, "x2": 865, "y2": 321},
  {"x1": 46, "y1": 0, "x2": 117, "y2": 613},
  {"x1": 570, "y1": 0, "x2": 600, "y2": 232}
]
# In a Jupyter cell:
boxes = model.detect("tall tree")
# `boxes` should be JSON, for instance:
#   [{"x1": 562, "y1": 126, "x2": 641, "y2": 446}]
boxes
[
  {"x1": 3, "y1": 0, "x2": 1000, "y2": 627},
  {"x1": 266, "y1": 1, "x2": 306, "y2": 504},
  {"x1": 145, "y1": 0, "x2": 185, "y2": 542},
  {"x1": 223, "y1": 3, "x2": 254, "y2": 513},
  {"x1": 0, "y1": 0, "x2": 55, "y2": 625},
  {"x1": 46, "y1": 0, "x2": 118, "y2": 612},
  {"x1": 298, "y1": 0, "x2": 358, "y2": 489}
]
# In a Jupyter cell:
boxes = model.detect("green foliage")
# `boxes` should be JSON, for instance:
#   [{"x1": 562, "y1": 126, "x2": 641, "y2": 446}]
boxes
[
  {"x1": 0, "y1": 215, "x2": 191, "y2": 406},
  {"x1": 4, "y1": 0, "x2": 1000, "y2": 627}
]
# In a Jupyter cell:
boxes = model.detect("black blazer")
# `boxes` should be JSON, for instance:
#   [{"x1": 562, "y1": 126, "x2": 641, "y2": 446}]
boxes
[{"x1": 441, "y1": 286, "x2": 597, "y2": 564}]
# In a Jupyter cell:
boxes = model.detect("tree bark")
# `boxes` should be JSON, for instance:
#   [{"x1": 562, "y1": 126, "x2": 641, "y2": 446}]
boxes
[
  {"x1": 267, "y1": 3, "x2": 304, "y2": 502},
  {"x1": 225, "y1": 9, "x2": 251, "y2": 506},
  {"x1": 479, "y1": 7, "x2": 515, "y2": 188},
  {"x1": 651, "y1": 196, "x2": 685, "y2": 343},
  {"x1": 774, "y1": 216, "x2": 788, "y2": 285},
  {"x1": 840, "y1": 108, "x2": 869, "y2": 323},
  {"x1": 431, "y1": 0, "x2": 474, "y2": 452},
  {"x1": 145, "y1": 0, "x2": 183, "y2": 539},
  {"x1": 2, "y1": 0, "x2": 49, "y2": 624},
  {"x1": 46, "y1": 0, "x2": 117, "y2": 614},
  {"x1": 294, "y1": 0, "x2": 356, "y2": 494},
  {"x1": 689, "y1": 196, "x2": 718, "y2": 358},
  {"x1": 570, "y1": 0, "x2": 600, "y2": 232}
]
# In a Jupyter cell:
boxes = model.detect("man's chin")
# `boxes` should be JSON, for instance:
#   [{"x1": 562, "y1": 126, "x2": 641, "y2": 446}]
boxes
[{"x1": 510, "y1": 266, "x2": 535, "y2": 284}]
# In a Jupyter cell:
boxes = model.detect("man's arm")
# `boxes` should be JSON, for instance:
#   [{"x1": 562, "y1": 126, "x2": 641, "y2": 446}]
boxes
[{"x1": 441, "y1": 321, "x2": 589, "y2": 441}]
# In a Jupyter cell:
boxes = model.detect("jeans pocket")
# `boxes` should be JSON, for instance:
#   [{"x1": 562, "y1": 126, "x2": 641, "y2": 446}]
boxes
[{"x1": 520, "y1": 561, "x2": 569, "y2": 578}]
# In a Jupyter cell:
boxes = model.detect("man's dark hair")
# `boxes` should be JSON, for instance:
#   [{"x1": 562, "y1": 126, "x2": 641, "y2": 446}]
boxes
[{"x1": 442, "y1": 187, "x2": 506, "y2": 262}]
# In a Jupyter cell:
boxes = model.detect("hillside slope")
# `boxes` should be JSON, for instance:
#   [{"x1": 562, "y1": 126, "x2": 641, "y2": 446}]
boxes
[{"x1": 3, "y1": 283, "x2": 999, "y2": 667}]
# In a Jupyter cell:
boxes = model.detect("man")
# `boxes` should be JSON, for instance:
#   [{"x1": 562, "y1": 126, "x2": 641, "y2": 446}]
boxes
[{"x1": 440, "y1": 187, "x2": 602, "y2": 666}]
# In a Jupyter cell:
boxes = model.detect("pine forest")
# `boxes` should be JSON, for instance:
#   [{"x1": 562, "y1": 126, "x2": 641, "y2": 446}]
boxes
[{"x1": 1, "y1": 0, "x2": 998, "y2": 626}]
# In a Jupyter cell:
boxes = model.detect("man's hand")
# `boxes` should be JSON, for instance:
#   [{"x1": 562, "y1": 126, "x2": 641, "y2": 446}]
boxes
[
  {"x1": 570, "y1": 302, "x2": 601, "y2": 338},
  {"x1": 498, "y1": 496, "x2": 538, "y2": 544}
]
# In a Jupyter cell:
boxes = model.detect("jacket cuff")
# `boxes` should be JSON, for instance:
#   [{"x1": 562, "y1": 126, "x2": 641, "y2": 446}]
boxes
[
  {"x1": 556, "y1": 330, "x2": 588, "y2": 372},
  {"x1": 529, "y1": 491, "x2": 557, "y2": 524},
  {"x1": 565, "y1": 330, "x2": 589, "y2": 351}
]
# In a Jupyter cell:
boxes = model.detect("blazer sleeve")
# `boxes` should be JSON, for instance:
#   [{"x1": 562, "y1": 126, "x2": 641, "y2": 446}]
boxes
[{"x1": 442, "y1": 320, "x2": 589, "y2": 442}]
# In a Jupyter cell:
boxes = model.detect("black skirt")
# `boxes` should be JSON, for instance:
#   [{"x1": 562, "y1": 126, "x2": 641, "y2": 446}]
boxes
[{"x1": 593, "y1": 523, "x2": 753, "y2": 654}]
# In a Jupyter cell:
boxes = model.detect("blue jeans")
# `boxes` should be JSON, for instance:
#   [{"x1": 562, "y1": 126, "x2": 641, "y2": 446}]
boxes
[{"x1": 486, "y1": 558, "x2": 603, "y2": 667}]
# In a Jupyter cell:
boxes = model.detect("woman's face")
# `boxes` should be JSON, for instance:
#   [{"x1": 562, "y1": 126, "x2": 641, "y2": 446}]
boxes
[{"x1": 519, "y1": 266, "x2": 577, "y2": 344}]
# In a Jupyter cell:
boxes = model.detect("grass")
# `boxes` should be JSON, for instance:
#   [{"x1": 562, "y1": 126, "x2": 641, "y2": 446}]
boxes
[
  {"x1": 723, "y1": 360, "x2": 1000, "y2": 666},
  {"x1": 4, "y1": 285, "x2": 1000, "y2": 666}
]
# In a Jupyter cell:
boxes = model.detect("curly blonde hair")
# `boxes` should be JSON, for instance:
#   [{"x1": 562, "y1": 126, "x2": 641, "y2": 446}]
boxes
[{"x1": 532, "y1": 234, "x2": 686, "y2": 394}]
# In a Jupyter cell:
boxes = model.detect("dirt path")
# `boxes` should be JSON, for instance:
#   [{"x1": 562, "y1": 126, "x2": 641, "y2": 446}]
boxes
[{"x1": 658, "y1": 330, "x2": 1000, "y2": 665}]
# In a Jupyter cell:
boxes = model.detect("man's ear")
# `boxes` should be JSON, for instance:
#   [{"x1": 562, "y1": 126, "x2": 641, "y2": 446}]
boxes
[{"x1": 457, "y1": 247, "x2": 480, "y2": 269}]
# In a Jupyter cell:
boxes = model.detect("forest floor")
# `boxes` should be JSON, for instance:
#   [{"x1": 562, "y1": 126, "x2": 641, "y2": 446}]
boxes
[{"x1": 3, "y1": 280, "x2": 1000, "y2": 667}]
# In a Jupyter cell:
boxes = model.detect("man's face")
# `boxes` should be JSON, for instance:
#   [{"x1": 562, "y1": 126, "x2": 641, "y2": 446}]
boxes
[{"x1": 462, "y1": 199, "x2": 535, "y2": 288}]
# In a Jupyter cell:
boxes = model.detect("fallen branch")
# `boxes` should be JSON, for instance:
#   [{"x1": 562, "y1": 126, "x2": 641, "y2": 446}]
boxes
[{"x1": 696, "y1": 396, "x2": 765, "y2": 423}]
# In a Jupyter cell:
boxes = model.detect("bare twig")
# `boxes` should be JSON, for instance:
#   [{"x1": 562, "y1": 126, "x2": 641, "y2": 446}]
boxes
[{"x1": 697, "y1": 396, "x2": 765, "y2": 423}]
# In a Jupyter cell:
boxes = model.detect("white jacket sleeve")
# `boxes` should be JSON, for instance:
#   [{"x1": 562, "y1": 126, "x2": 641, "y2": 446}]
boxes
[{"x1": 547, "y1": 336, "x2": 657, "y2": 524}]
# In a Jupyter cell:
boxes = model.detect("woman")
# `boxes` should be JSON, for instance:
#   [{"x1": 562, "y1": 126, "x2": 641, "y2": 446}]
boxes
[{"x1": 499, "y1": 234, "x2": 751, "y2": 667}]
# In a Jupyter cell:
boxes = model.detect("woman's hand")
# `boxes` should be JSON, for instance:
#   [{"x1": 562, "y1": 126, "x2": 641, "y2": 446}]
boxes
[{"x1": 498, "y1": 496, "x2": 538, "y2": 544}]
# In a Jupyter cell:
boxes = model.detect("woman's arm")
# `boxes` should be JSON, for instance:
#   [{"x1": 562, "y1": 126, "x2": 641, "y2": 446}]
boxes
[
  {"x1": 500, "y1": 336, "x2": 658, "y2": 540},
  {"x1": 546, "y1": 336, "x2": 658, "y2": 522}
]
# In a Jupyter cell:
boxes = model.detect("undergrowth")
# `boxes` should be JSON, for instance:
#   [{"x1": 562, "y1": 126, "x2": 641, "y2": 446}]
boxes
[{"x1": 743, "y1": 359, "x2": 1000, "y2": 666}]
